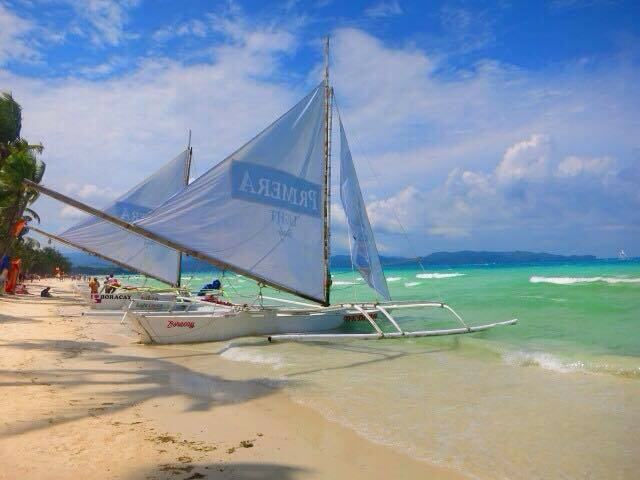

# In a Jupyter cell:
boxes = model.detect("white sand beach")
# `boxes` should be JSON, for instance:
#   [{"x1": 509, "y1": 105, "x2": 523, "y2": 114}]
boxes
[{"x1": 0, "y1": 280, "x2": 462, "y2": 479}]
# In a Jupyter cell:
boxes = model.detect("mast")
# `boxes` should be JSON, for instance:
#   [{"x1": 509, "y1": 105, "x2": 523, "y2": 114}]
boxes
[
  {"x1": 323, "y1": 36, "x2": 332, "y2": 305},
  {"x1": 176, "y1": 130, "x2": 192, "y2": 288},
  {"x1": 29, "y1": 226, "x2": 177, "y2": 286}
]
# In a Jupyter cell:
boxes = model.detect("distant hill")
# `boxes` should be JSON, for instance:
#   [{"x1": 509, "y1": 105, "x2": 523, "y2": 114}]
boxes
[
  {"x1": 418, "y1": 250, "x2": 597, "y2": 266},
  {"x1": 331, "y1": 251, "x2": 596, "y2": 268},
  {"x1": 66, "y1": 250, "x2": 599, "y2": 274}
]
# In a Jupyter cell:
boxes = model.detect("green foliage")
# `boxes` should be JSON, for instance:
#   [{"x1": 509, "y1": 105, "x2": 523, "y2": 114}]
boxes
[
  {"x1": 0, "y1": 93, "x2": 45, "y2": 256},
  {"x1": 0, "y1": 92, "x2": 21, "y2": 146},
  {"x1": 12, "y1": 238, "x2": 72, "y2": 275}
]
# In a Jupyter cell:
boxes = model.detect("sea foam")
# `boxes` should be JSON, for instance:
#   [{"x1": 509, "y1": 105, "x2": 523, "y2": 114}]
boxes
[
  {"x1": 220, "y1": 346, "x2": 283, "y2": 368},
  {"x1": 530, "y1": 276, "x2": 640, "y2": 285},
  {"x1": 502, "y1": 350, "x2": 640, "y2": 378},
  {"x1": 416, "y1": 272, "x2": 466, "y2": 279}
]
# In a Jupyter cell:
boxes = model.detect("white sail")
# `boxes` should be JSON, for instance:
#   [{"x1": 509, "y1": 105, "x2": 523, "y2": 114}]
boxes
[
  {"x1": 135, "y1": 85, "x2": 328, "y2": 303},
  {"x1": 60, "y1": 150, "x2": 190, "y2": 285},
  {"x1": 339, "y1": 118, "x2": 390, "y2": 301}
]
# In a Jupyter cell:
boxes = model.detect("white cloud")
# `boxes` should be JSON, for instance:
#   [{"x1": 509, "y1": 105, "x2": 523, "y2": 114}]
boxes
[
  {"x1": 3, "y1": 20, "x2": 638, "y2": 256},
  {"x1": 365, "y1": 1, "x2": 403, "y2": 18},
  {"x1": 153, "y1": 19, "x2": 208, "y2": 43},
  {"x1": 361, "y1": 132, "x2": 636, "y2": 253},
  {"x1": 60, "y1": 205, "x2": 88, "y2": 220},
  {"x1": 0, "y1": 3, "x2": 38, "y2": 65},
  {"x1": 3, "y1": 18, "x2": 301, "y2": 234},
  {"x1": 53, "y1": 0, "x2": 140, "y2": 47},
  {"x1": 556, "y1": 155, "x2": 613, "y2": 177},
  {"x1": 495, "y1": 134, "x2": 551, "y2": 183},
  {"x1": 78, "y1": 56, "x2": 128, "y2": 78}
]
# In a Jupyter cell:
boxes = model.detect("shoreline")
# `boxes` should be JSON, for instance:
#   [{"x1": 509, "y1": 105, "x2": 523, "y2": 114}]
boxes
[{"x1": 0, "y1": 280, "x2": 463, "y2": 479}]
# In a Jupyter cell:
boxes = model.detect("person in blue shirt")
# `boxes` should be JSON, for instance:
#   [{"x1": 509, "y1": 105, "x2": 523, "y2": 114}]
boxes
[{"x1": 198, "y1": 278, "x2": 221, "y2": 296}]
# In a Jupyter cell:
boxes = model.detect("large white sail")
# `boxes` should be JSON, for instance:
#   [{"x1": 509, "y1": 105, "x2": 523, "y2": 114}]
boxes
[
  {"x1": 339, "y1": 118, "x2": 390, "y2": 301},
  {"x1": 60, "y1": 150, "x2": 190, "y2": 285},
  {"x1": 135, "y1": 85, "x2": 328, "y2": 303}
]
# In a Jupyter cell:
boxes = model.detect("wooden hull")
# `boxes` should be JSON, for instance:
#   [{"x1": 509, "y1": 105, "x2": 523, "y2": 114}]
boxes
[{"x1": 127, "y1": 307, "x2": 348, "y2": 344}]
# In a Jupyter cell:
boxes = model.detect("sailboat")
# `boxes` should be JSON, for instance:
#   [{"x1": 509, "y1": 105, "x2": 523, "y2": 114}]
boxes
[
  {"x1": 26, "y1": 39, "x2": 516, "y2": 343},
  {"x1": 31, "y1": 143, "x2": 193, "y2": 311}
]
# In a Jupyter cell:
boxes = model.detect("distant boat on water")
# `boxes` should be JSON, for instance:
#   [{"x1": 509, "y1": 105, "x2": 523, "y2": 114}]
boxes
[{"x1": 618, "y1": 249, "x2": 629, "y2": 260}]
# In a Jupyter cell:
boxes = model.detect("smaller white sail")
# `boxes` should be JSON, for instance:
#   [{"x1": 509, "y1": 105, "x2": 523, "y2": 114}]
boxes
[
  {"x1": 60, "y1": 150, "x2": 189, "y2": 285},
  {"x1": 339, "y1": 118, "x2": 390, "y2": 300}
]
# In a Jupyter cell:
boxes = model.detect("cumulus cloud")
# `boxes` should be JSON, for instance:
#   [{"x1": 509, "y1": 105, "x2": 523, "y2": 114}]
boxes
[
  {"x1": 60, "y1": 205, "x2": 88, "y2": 220},
  {"x1": 2, "y1": 10, "x2": 637, "y2": 256},
  {"x1": 556, "y1": 155, "x2": 613, "y2": 177},
  {"x1": 0, "y1": 3, "x2": 38, "y2": 65},
  {"x1": 360, "y1": 133, "x2": 638, "y2": 254},
  {"x1": 4, "y1": 12, "x2": 301, "y2": 235},
  {"x1": 62, "y1": 0, "x2": 140, "y2": 47},
  {"x1": 495, "y1": 134, "x2": 551, "y2": 183},
  {"x1": 365, "y1": 1, "x2": 403, "y2": 18},
  {"x1": 153, "y1": 19, "x2": 208, "y2": 43}
]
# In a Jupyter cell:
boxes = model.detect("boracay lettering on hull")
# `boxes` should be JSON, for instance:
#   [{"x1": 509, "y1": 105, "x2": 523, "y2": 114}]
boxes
[
  {"x1": 231, "y1": 161, "x2": 321, "y2": 217},
  {"x1": 98, "y1": 294, "x2": 132, "y2": 300}
]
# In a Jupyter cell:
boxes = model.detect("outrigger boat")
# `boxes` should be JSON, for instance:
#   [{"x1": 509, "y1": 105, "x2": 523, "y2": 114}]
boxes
[
  {"x1": 27, "y1": 39, "x2": 517, "y2": 343},
  {"x1": 31, "y1": 142, "x2": 193, "y2": 311}
]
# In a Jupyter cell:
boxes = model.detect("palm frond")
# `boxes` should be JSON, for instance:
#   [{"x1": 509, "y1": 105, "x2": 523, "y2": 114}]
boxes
[{"x1": 24, "y1": 208, "x2": 41, "y2": 223}]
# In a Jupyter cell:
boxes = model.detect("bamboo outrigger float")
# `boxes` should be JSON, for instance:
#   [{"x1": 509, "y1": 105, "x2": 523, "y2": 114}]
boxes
[{"x1": 27, "y1": 38, "x2": 517, "y2": 343}]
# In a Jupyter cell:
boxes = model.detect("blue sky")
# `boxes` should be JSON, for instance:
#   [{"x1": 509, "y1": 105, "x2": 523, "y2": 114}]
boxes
[{"x1": 1, "y1": 0, "x2": 638, "y2": 257}]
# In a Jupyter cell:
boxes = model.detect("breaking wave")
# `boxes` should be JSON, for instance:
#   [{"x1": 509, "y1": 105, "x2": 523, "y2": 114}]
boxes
[
  {"x1": 220, "y1": 346, "x2": 284, "y2": 369},
  {"x1": 502, "y1": 350, "x2": 640, "y2": 379},
  {"x1": 387, "y1": 277, "x2": 402, "y2": 282},
  {"x1": 530, "y1": 276, "x2": 640, "y2": 285},
  {"x1": 404, "y1": 281, "x2": 421, "y2": 287},
  {"x1": 416, "y1": 272, "x2": 466, "y2": 279}
]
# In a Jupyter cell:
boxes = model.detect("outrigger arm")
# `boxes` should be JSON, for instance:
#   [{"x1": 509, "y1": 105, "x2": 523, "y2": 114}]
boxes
[{"x1": 269, "y1": 301, "x2": 517, "y2": 342}]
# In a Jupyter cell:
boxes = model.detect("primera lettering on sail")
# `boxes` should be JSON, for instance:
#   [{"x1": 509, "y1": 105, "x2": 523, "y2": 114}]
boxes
[
  {"x1": 167, "y1": 320, "x2": 195, "y2": 329},
  {"x1": 231, "y1": 161, "x2": 321, "y2": 218}
]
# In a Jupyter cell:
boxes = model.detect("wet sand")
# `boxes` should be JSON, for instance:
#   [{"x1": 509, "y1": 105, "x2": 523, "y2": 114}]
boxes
[{"x1": 0, "y1": 280, "x2": 463, "y2": 479}]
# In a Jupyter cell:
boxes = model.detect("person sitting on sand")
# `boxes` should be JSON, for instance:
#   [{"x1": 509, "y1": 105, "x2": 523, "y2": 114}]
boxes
[{"x1": 40, "y1": 287, "x2": 52, "y2": 297}]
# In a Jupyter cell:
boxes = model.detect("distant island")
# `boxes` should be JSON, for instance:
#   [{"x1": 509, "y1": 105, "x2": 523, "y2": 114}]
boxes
[
  {"x1": 331, "y1": 251, "x2": 597, "y2": 268},
  {"x1": 66, "y1": 250, "x2": 603, "y2": 274}
]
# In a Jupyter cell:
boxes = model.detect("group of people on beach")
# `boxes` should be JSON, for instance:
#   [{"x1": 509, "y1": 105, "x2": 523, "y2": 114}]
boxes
[{"x1": 88, "y1": 274, "x2": 121, "y2": 295}]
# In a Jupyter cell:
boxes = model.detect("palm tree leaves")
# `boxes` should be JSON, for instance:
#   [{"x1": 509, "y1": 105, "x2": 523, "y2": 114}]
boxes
[
  {"x1": 23, "y1": 208, "x2": 41, "y2": 224},
  {"x1": 0, "y1": 92, "x2": 22, "y2": 145},
  {"x1": 0, "y1": 92, "x2": 45, "y2": 255}
]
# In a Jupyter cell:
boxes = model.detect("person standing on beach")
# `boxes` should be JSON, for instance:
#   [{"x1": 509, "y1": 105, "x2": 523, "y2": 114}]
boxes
[
  {"x1": 88, "y1": 277, "x2": 100, "y2": 303},
  {"x1": 0, "y1": 255, "x2": 9, "y2": 295},
  {"x1": 89, "y1": 277, "x2": 100, "y2": 294}
]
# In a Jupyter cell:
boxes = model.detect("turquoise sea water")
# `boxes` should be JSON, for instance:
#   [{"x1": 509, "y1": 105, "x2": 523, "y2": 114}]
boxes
[
  {"x1": 127, "y1": 259, "x2": 640, "y2": 376},
  {"x1": 122, "y1": 261, "x2": 640, "y2": 478}
]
